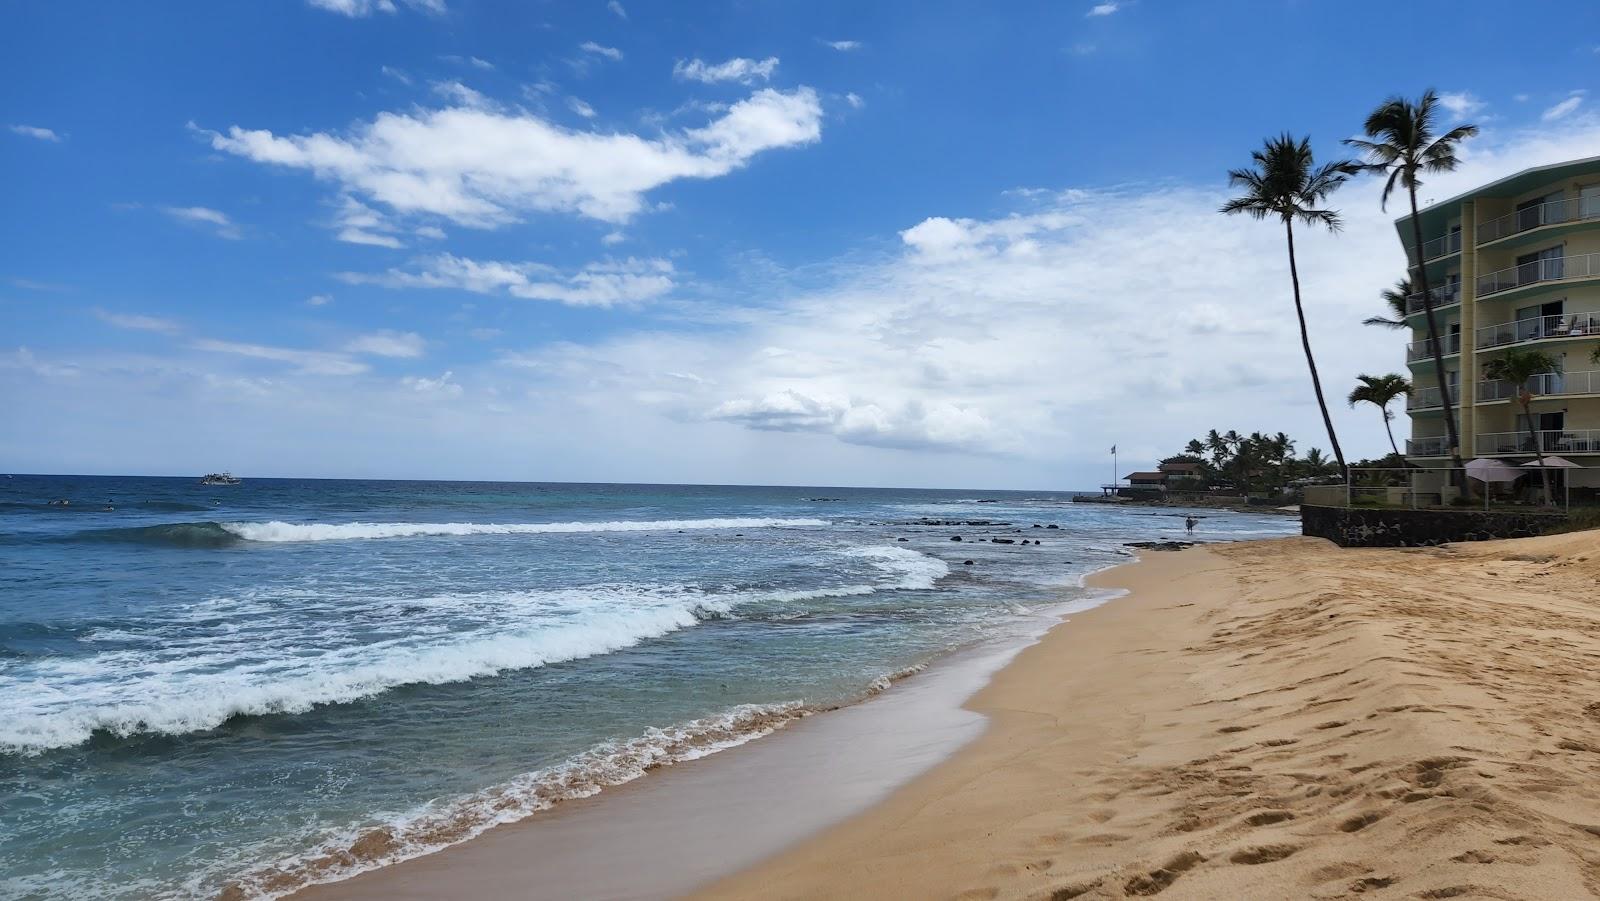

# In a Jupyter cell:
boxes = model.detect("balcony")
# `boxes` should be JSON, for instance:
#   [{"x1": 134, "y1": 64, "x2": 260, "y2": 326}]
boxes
[
  {"x1": 1406, "y1": 385, "x2": 1455, "y2": 411},
  {"x1": 1405, "y1": 230, "x2": 1463, "y2": 266},
  {"x1": 1404, "y1": 281, "x2": 1462, "y2": 315},
  {"x1": 1477, "y1": 196, "x2": 1600, "y2": 245},
  {"x1": 1475, "y1": 313, "x2": 1600, "y2": 350},
  {"x1": 1477, "y1": 370, "x2": 1600, "y2": 403},
  {"x1": 1406, "y1": 333, "x2": 1460, "y2": 362},
  {"x1": 1405, "y1": 436, "x2": 1450, "y2": 457},
  {"x1": 1475, "y1": 428, "x2": 1600, "y2": 456},
  {"x1": 1476, "y1": 252, "x2": 1600, "y2": 297}
]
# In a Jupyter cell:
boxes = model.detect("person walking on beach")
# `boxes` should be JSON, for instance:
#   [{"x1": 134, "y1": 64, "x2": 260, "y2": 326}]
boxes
[{"x1": 1185, "y1": 515, "x2": 1198, "y2": 536}]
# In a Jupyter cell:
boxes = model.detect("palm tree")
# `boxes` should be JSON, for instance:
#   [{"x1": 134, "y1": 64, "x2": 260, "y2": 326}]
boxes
[
  {"x1": 1221, "y1": 134, "x2": 1358, "y2": 479},
  {"x1": 1482, "y1": 347, "x2": 1562, "y2": 506},
  {"x1": 1364, "y1": 278, "x2": 1412, "y2": 329},
  {"x1": 1348, "y1": 373, "x2": 1411, "y2": 457},
  {"x1": 1346, "y1": 90, "x2": 1478, "y2": 474}
]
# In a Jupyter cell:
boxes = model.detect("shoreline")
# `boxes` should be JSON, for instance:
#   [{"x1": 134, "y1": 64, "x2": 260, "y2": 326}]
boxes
[{"x1": 284, "y1": 572, "x2": 1126, "y2": 901}]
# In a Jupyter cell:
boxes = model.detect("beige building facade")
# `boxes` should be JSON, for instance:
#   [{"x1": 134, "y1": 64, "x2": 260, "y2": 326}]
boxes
[{"x1": 1400, "y1": 156, "x2": 1600, "y2": 496}]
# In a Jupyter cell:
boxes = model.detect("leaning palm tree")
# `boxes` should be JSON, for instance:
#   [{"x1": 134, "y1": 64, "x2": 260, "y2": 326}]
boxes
[
  {"x1": 1363, "y1": 278, "x2": 1413, "y2": 329},
  {"x1": 1348, "y1": 373, "x2": 1411, "y2": 457},
  {"x1": 1346, "y1": 90, "x2": 1478, "y2": 474},
  {"x1": 1221, "y1": 135, "x2": 1357, "y2": 479},
  {"x1": 1482, "y1": 347, "x2": 1562, "y2": 506}
]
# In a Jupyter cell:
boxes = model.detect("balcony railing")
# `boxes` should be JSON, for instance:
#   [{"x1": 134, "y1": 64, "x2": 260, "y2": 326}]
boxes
[
  {"x1": 1405, "y1": 436, "x2": 1450, "y2": 457},
  {"x1": 1476, "y1": 252, "x2": 1600, "y2": 297},
  {"x1": 1406, "y1": 333, "x2": 1460, "y2": 362},
  {"x1": 1477, "y1": 370, "x2": 1600, "y2": 403},
  {"x1": 1478, "y1": 196, "x2": 1600, "y2": 245},
  {"x1": 1406, "y1": 385, "x2": 1454, "y2": 411},
  {"x1": 1475, "y1": 313, "x2": 1600, "y2": 350},
  {"x1": 1404, "y1": 281, "x2": 1463, "y2": 315},
  {"x1": 1405, "y1": 230, "x2": 1463, "y2": 265},
  {"x1": 1475, "y1": 428, "x2": 1600, "y2": 456}
]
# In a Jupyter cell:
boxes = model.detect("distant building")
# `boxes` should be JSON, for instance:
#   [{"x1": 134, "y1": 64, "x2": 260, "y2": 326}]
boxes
[
  {"x1": 1126, "y1": 471, "x2": 1166, "y2": 489},
  {"x1": 1398, "y1": 156, "x2": 1600, "y2": 495}
]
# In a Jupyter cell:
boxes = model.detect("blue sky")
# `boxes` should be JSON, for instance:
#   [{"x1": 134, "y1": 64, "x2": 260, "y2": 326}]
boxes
[{"x1": 4, "y1": 0, "x2": 1600, "y2": 488}]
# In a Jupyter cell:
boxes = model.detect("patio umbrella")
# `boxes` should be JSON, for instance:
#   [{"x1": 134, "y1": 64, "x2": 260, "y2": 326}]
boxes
[
  {"x1": 1465, "y1": 458, "x2": 1523, "y2": 483},
  {"x1": 1522, "y1": 455, "x2": 1579, "y2": 508}
]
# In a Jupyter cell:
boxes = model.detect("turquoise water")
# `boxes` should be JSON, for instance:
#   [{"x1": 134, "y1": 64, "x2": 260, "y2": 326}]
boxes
[{"x1": 0, "y1": 476, "x2": 1296, "y2": 899}]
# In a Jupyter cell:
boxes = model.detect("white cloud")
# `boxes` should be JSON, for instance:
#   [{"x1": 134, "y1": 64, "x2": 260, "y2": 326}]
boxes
[
  {"x1": 568, "y1": 97, "x2": 597, "y2": 119},
  {"x1": 306, "y1": 294, "x2": 333, "y2": 306},
  {"x1": 205, "y1": 87, "x2": 823, "y2": 226},
  {"x1": 341, "y1": 254, "x2": 674, "y2": 307},
  {"x1": 9, "y1": 124, "x2": 61, "y2": 142},
  {"x1": 306, "y1": 0, "x2": 444, "y2": 16},
  {"x1": 607, "y1": 1, "x2": 627, "y2": 19},
  {"x1": 1543, "y1": 92, "x2": 1585, "y2": 122},
  {"x1": 673, "y1": 56, "x2": 779, "y2": 85},
  {"x1": 1437, "y1": 91, "x2": 1485, "y2": 119},
  {"x1": 333, "y1": 195, "x2": 404, "y2": 247},
  {"x1": 192, "y1": 339, "x2": 368, "y2": 375},
  {"x1": 579, "y1": 41, "x2": 622, "y2": 61},
  {"x1": 1086, "y1": 2, "x2": 1120, "y2": 16},
  {"x1": 601, "y1": 230, "x2": 625, "y2": 245},
  {"x1": 822, "y1": 40, "x2": 860, "y2": 51},
  {"x1": 401, "y1": 370, "x2": 463, "y2": 397},
  {"x1": 162, "y1": 206, "x2": 241, "y2": 239},
  {"x1": 430, "y1": 80, "x2": 492, "y2": 108},
  {"x1": 380, "y1": 65, "x2": 412, "y2": 85},
  {"x1": 414, "y1": 225, "x2": 447, "y2": 240},
  {"x1": 440, "y1": 54, "x2": 494, "y2": 70},
  {"x1": 93, "y1": 309, "x2": 181, "y2": 335},
  {"x1": 345, "y1": 330, "x2": 425, "y2": 358},
  {"x1": 845, "y1": 92, "x2": 865, "y2": 110}
]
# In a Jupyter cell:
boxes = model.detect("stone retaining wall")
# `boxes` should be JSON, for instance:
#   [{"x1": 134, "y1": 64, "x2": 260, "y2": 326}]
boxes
[{"x1": 1301, "y1": 504, "x2": 1566, "y2": 548}]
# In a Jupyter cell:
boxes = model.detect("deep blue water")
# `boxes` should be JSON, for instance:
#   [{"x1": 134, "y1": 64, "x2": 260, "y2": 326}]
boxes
[{"x1": 0, "y1": 475, "x2": 1297, "y2": 899}]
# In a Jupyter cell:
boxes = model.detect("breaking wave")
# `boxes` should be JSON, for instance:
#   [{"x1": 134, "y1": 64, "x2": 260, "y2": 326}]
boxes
[{"x1": 64, "y1": 517, "x2": 829, "y2": 547}]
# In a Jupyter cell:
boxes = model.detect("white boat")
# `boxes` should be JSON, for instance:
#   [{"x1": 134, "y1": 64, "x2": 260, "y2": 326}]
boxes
[{"x1": 198, "y1": 472, "x2": 242, "y2": 486}]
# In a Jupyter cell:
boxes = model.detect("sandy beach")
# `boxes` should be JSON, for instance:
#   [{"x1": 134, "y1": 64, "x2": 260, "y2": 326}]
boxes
[{"x1": 700, "y1": 533, "x2": 1600, "y2": 900}]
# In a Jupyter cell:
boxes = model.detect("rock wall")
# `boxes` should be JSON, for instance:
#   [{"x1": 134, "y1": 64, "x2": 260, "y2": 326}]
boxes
[{"x1": 1301, "y1": 505, "x2": 1566, "y2": 548}]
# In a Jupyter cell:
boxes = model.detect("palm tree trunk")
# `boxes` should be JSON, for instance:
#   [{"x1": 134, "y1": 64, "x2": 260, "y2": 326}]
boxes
[
  {"x1": 1407, "y1": 188, "x2": 1465, "y2": 474},
  {"x1": 1382, "y1": 410, "x2": 1400, "y2": 457},
  {"x1": 1284, "y1": 221, "x2": 1347, "y2": 479},
  {"x1": 1522, "y1": 398, "x2": 1552, "y2": 506}
]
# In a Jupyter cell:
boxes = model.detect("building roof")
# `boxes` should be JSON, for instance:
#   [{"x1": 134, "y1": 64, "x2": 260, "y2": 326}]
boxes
[
  {"x1": 1159, "y1": 460, "x2": 1202, "y2": 471},
  {"x1": 1126, "y1": 471, "x2": 1165, "y2": 481},
  {"x1": 1395, "y1": 155, "x2": 1600, "y2": 237}
]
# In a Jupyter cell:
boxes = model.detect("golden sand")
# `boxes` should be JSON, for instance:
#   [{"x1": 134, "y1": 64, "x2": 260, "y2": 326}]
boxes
[{"x1": 698, "y1": 533, "x2": 1600, "y2": 899}]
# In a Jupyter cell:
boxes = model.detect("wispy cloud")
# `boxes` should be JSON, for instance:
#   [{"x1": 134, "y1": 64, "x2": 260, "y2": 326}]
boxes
[
  {"x1": 205, "y1": 87, "x2": 824, "y2": 226},
  {"x1": 340, "y1": 254, "x2": 675, "y2": 307},
  {"x1": 306, "y1": 0, "x2": 444, "y2": 17},
  {"x1": 344, "y1": 330, "x2": 425, "y2": 358},
  {"x1": 844, "y1": 92, "x2": 865, "y2": 110},
  {"x1": 1086, "y1": 1, "x2": 1120, "y2": 16},
  {"x1": 93, "y1": 309, "x2": 182, "y2": 335},
  {"x1": 9, "y1": 124, "x2": 62, "y2": 142},
  {"x1": 192, "y1": 338, "x2": 369, "y2": 375},
  {"x1": 333, "y1": 196, "x2": 404, "y2": 247},
  {"x1": 380, "y1": 65, "x2": 413, "y2": 85},
  {"x1": 1437, "y1": 91, "x2": 1485, "y2": 119},
  {"x1": 162, "y1": 206, "x2": 241, "y2": 239},
  {"x1": 607, "y1": 1, "x2": 626, "y2": 20},
  {"x1": 1543, "y1": 91, "x2": 1585, "y2": 122},
  {"x1": 440, "y1": 54, "x2": 494, "y2": 70},
  {"x1": 568, "y1": 97, "x2": 597, "y2": 119},
  {"x1": 579, "y1": 41, "x2": 623, "y2": 61},
  {"x1": 673, "y1": 56, "x2": 779, "y2": 85},
  {"x1": 821, "y1": 39, "x2": 861, "y2": 51},
  {"x1": 401, "y1": 370, "x2": 462, "y2": 397},
  {"x1": 306, "y1": 294, "x2": 333, "y2": 307}
]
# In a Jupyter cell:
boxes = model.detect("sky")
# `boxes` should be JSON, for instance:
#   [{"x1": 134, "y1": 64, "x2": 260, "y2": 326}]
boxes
[{"x1": 3, "y1": 0, "x2": 1600, "y2": 489}]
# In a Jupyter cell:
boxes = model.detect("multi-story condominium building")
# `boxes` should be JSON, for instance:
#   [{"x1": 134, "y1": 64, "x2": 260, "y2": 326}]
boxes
[{"x1": 1400, "y1": 155, "x2": 1600, "y2": 497}]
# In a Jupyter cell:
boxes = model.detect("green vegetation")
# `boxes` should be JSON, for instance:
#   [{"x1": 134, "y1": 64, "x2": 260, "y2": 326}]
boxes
[
  {"x1": 1220, "y1": 135, "x2": 1359, "y2": 480},
  {"x1": 1482, "y1": 347, "x2": 1563, "y2": 506},
  {"x1": 1176, "y1": 429, "x2": 1337, "y2": 496},
  {"x1": 1346, "y1": 89, "x2": 1479, "y2": 474},
  {"x1": 1363, "y1": 278, "x2": 1412, "y2": 330},
  {"x1": 1348, "y1": 373, "x2": 1411, "y2": 457}
]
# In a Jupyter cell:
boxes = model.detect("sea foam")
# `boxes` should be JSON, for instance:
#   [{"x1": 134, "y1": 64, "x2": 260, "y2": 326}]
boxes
[{"x1": 220, "y1": 517, "x2": 829, "y2": 542}]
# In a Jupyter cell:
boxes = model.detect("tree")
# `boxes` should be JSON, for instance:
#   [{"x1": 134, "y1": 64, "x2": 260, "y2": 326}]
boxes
[
  {"x1": 1482, "y1": 347, "x2": 1562, "y2": 506},
  {"x1": 1221, "y1": 134, "x2": 1358, "y2": 479},
  {"x1": 1348, "y1": 373, "x2": 1411, "y2": 457},
  {"x1": 1363, "y1": 278, "x2": 1412, "y2": 329},
  {"x1": 1346, "y1": 90, "x2": 1478, "y2": 474}
]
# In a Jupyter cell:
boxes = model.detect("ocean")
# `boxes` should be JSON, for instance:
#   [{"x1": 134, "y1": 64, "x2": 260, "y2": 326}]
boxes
[{"x1": 0, "y1": 475, "x2": 1297, "y2": 899}]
